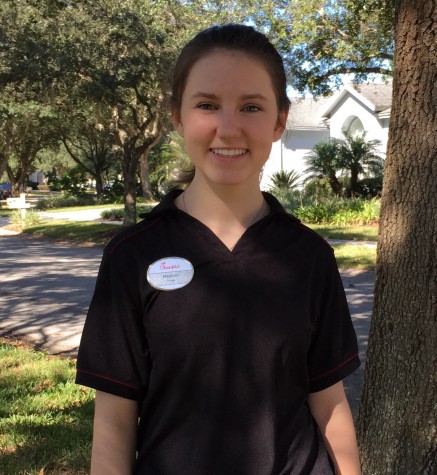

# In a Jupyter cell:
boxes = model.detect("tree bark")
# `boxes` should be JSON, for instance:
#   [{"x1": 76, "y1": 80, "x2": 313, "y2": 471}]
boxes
[
  {"x1": 139, "y1": 151, "x2": 154, "y2": 199},
  {"x1": 122, "y1": 155, "x2": 138, "y2": 228},
  {"x1": 357, "y1": 1, "x2": 437, "y2": 474}
]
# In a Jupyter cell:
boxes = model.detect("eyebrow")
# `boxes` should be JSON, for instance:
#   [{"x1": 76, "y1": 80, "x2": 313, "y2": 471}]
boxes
[{"x1": 190, "y1": 92, "x2": 269, "y2": 101}]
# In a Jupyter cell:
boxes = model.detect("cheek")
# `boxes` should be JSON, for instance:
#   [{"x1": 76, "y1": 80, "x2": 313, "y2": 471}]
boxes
[{"x1": 183, "y1": 116, "x2": 215, "y2": 142}]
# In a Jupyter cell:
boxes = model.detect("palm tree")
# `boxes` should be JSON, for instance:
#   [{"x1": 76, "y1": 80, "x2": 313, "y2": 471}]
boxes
[
  {"x1": 269, "y1": 169, "x2": 301, "y2": 190},
  {"x1": 338, "y1": 132, "x2": 384, "y2": 197},
  {"x1": 304, "y1": 139, "x2": 343, "y2": 196}
]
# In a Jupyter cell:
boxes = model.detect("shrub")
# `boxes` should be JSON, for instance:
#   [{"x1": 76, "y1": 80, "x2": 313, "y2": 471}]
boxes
[
  {"x1": 269, "y1": 188, "x2": 302, "y2": 214},
  {"x1": 268, "y1": 170, "x2": 301, "y2": 190},
  {"x1": 100, "y1": 204, "x2": 155, "y2": 221},
  {"x1": 37, "y1": 184, "x2": 50, "y2": 191},
  {"x1": 294, "y1": 198, "x2": 380, "y2": 225},
  {"x1": 35, "y1": 193, "x2": 97, "y2": 210},
  {"x1": 10, "y1": 209, "x2": 43, "y2": 228}
]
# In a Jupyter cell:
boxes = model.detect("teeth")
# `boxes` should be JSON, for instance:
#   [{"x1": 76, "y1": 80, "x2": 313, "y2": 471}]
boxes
[{"x1": 211, "y1": 148, "x2": 247, "y2": 156}]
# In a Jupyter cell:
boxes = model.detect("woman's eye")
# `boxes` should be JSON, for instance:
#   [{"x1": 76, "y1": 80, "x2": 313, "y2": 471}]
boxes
[
  {"x1": 243, "y1": 105, "x2": 261, "y2": 112},
  {"x1": 198, "y1": 103, "x2": 216, "y2": 110}
]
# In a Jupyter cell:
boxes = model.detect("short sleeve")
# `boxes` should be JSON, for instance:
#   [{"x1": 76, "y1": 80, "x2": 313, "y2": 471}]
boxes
[
  {"x1": 307, "y1": 249, "x2": 360, "y2": 392},
  {"x1": 75, "y1": 247, "x2": 150, "y2": 400}
]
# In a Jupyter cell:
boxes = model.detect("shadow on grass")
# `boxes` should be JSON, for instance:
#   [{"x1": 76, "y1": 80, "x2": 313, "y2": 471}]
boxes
[{"x1": 0, "y1": 400, "x2": 94, "y2": 474}]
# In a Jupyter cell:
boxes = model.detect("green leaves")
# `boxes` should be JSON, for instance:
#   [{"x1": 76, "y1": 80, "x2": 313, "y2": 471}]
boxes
[{"x1": 248, "y1": 0, "x2": 394, "y2": 95}]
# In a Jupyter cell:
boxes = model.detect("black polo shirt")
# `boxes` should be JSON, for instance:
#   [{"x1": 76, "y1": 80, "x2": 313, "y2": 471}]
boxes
[{"x1": 76, "y1": 190, "x2": 360, "y2": 475}]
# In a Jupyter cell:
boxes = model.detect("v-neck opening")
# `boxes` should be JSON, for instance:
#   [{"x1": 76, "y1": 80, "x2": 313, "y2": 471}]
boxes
[{"x1": 177, "y1": 208, "x2": 270, "y2": 256}]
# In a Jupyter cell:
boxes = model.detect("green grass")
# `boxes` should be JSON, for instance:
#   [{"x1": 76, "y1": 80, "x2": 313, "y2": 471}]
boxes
[
  {"x1": 0, "y1": 339, "x2": 93, "y2": 474},
  {"x1": 21, "y1": 220, "x2": 378, "y2": 270},
  {"x1": 0, "y1": 208, "x2": 13, "y2": 218},
  {"x1": 332, "y1": 244, "x2": 376, "y2": 270},
  {"x1": 44, "y1": 204, "x2": 124, "y2": 213},
  {"x1": 308, "y1": 224, "x2": 378, "y2": 241},
  {"x1": 24, "y1": 220, "x2": 121, "y2": 246}
]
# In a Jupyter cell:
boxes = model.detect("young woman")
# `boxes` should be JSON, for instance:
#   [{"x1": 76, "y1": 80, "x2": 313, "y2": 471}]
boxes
[{"x1": 76, "y1": 24, "x2": 361, "y2": 475}]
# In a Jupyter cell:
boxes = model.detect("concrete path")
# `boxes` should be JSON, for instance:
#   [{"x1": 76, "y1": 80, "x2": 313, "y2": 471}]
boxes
[{"x1": 0, "y1": 216, "x2": 374, "y2": 416}]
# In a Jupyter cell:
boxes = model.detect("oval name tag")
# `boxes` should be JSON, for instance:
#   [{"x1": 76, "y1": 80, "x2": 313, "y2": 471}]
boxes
[{"x1": 147, "y1": 257, "x2": 194, "y2": 291}]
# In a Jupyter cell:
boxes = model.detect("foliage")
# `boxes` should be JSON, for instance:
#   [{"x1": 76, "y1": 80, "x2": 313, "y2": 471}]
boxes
[
  {"x1": 0, "y1": 94, "x2": 60, "y2": 195},
  {"x1": 304, "y1": 139, "x2": 344, "y2": 195},
  {"x1": 101, "y1": 204, "x2": 156, "y2": 221},
  {"x1": 304, "y1": 132, "x2": 384, "y2": 197},
  {"x1": 9, "y1": 209, "x2": 43, "y2": 228},
  {"x1": 35, "y1": 193, "x2": 98, "y2": 210},
  {"x1": 60, "y1": 108, "x2": 117, "y2": 196},
  {"x1": 338, "y1": 132, "x2": 384, "y2": 196},
  {"x1": 269, "y1": 187, "x2": 303, "y2": 214},
  {"x1": 301, "y1": 177, "x2": 337, "y2": 202},
  {"x1": 0, "y1": 340, "x2": 94, "y2": 473},
  {"x1": 247, "y1": 0, "x2": 394, "y2": 95},
  {"x1": 294, "y1": 197, "x2": 380, "y2": 225},
  {"x1": 49, "y1": 166, "x2": 89, "y2": 197},
  {"x1": 268, "y1": 169, "x2": 302, "y2": 190},
  {"x1": 148, "y1": 133, "x2": 191, "y2": 198}
]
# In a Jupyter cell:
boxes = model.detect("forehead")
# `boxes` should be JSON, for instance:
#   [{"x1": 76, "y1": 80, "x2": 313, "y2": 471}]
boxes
[{"x1": 183, "y1": 49, "x2": 276, "y2": 99}]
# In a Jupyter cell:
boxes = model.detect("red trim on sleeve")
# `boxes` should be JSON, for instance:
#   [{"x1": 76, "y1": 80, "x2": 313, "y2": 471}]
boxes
[
  {"x1": 77, "y1": 369, "x2": 140, "y2": 390},
  {"x1": 310, "y1": 353, "x2": 359, "y2": 382}
]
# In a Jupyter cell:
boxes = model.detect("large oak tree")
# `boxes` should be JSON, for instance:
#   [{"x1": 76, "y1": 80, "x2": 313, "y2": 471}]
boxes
[{"x1": 356, "y1": 1, "x2": 436, "y2": 473}]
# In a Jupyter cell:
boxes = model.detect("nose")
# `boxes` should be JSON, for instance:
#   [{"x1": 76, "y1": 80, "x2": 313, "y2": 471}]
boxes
[{"x1": 216, "y1": 109, "x2": 242, "y2": 140}]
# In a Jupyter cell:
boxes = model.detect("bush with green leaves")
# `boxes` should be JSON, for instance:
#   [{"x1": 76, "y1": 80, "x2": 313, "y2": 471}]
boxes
[
  {"x1": 294, "y1": 198, "x2": 380, "y2": 225},
  {"x1": 100, "y1": 204, "x2": 156, "y2": 221},
  {"x1": 268, "y1": 170, "x2": 301, "y2": 190},
  {"x1": 10, "y1": 209, "x2": 43, "y2": 228},
  {"x1": 35, "y1": 193, "x2": 97, "y2": 210},
  {"x1": 269, "y1": 188, "x2": 303, "y2": 214}
]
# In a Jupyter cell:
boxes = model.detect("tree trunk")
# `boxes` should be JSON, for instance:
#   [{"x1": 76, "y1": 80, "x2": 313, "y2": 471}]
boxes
[
  {"x1": 139, "y1": 151, "x2": 154, "y2": 199},
  {"x1": 95, "y1": 173, "x2": 104, "y2": 197},
  {"x1": 0, "y1": 154, "x2": 7, "y2": 181},
  {"x1": 122, "y1": 156, "x2": 138, "y2": 227},
  {"x1": 357, "y1": 1, "x2": 437, "y2": 474},
  {"x1": 349, "y1": 167, "x2": 358, "y2": 197}
]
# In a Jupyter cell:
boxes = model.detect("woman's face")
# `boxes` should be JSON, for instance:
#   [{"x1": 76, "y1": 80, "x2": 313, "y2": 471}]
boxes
[{"x1": 173, "y1": 50, "x2": 287, "y2": 188}]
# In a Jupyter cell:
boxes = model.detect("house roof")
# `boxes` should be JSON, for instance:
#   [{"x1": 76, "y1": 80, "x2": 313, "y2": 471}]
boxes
[
  {"x1": 287, "y1": 82, "x2": 393, "y2": 130},
  {"x1": 287, "y1": 96, "x2": 332, "y2": 130},
  {"x1": 321, "y1": 82, "x2": 393, "y2": 117}
]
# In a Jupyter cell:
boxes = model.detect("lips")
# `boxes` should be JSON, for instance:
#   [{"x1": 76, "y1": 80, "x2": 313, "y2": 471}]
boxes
[{"x1": 210, "y1": 148, "x2": 248, "y2": 157}]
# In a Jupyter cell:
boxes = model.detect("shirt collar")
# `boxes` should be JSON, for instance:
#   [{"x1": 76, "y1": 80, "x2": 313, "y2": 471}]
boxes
[{"x1": 143, "y1": 188, "x2": 296, "y2": 221}]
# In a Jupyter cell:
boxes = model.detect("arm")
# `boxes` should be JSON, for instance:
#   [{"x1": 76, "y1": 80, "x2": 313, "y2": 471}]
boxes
[
  {"x1": 90, "y1": 390, "x2": 139, "y2": 475},
  {"x1": 308, "y1": 381, "x2": 361, "y2": 475}
]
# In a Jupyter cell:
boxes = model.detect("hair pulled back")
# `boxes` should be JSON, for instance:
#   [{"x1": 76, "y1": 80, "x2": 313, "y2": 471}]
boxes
[{"x1": 170, "y1": 24, "x2": 290, "y2": 116}]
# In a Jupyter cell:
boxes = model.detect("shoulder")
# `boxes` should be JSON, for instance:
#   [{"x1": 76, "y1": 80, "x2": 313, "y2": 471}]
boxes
[
  {"x1": 263, "y1": 191, "x2": 333, "y2": 255},
  {"x1": 104, "y1": 213, "x2": 163, "y2": 257},
  {"x1": 104, "y1": 190, "x2": 184, "y2": 258}
]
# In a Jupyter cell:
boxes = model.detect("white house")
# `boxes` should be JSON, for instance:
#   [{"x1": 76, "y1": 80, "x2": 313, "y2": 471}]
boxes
[{"x1": 261, "y1": 81, "x2": 392, "y2": 190}]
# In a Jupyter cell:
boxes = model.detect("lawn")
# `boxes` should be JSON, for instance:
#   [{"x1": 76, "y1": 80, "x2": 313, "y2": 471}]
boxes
[
  {"x1": 332, "y1": 244, "x2": 376, "y2": 270},
  {"x1": 308, "y1": 224, "x2": 378, "y2": 241},
  {"x1": 20, "y1": 220, "x2": 378, "y2": 270},
  {"x1": 23, "y1": 220, "x2": 122, "y2": 246},
  {"x1": 0, "y1": 339, "x2": 93, "y2": 474}
]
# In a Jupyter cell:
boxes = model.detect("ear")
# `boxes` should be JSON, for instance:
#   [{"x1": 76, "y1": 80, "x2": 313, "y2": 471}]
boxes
[
  {"x1": 172, "y1": 111, "x2": 184, "y2": 137},
  {"x1": 273, "y1": 110, "x2": 288, "y2": 142}
]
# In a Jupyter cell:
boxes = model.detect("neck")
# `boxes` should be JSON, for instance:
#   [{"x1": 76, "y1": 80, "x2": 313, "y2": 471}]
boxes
[
  {"x1": 179, "y1": 177, "x2": 266, "y2": 229},
  {"x1": 175, "y1": 177, "x2": 269, "y2": 251}
]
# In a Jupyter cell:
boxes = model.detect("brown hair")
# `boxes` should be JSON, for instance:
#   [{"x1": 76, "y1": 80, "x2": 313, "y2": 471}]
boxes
[
  {"x1": 171, "y1": 24, "x2": 290, "y2": 116},
  {"x1": 170, "y1": 24, "x2": 290, "y2": 186}
]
